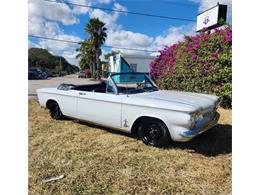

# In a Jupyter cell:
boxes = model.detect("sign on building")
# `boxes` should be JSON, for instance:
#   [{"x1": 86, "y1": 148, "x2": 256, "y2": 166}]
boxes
[{"x1": 196, "y1": 3, "x2": 227, "y2": 32}]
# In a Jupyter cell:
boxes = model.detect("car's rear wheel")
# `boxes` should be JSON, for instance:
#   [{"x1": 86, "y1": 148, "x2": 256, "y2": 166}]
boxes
[
  {"x1": 138, "y1": 118, "x2": 171, "y2": 147},
  {"x1": 48, "y1": 101, "x2": 63, "y2": 120}
]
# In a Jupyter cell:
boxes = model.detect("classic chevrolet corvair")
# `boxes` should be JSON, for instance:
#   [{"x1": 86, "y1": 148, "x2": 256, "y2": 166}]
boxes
[{"x1": 37, "y1": 72, "x2": 220, "y2": 147}]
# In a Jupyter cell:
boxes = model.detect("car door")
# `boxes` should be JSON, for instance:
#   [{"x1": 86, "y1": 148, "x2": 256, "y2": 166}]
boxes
[
  {"x1": 54, "y1": 89, "x2": 79, "y2": 118},
  {"x1": 76, "y1": 90, "x2": 122, "y2": 129}
]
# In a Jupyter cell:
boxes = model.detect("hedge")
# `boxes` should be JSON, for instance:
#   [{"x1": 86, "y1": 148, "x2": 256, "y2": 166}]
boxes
[{"x1": 150, "y1": 26, "x2": 232, "y2": 108}]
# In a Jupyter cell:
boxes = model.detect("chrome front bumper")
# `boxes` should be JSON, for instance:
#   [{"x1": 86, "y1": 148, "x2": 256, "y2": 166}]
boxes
[{"x1": 180, "y1": 112, "x2": 220, "y2": 139}]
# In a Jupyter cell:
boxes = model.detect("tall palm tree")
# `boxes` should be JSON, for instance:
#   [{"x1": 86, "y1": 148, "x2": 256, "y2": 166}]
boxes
[
  {"x1": 85, "y1": 18, "x2": 107, "y2": 79},
  {"x1": 76, "y1": 40, "x2": 95, "y2": 73}
]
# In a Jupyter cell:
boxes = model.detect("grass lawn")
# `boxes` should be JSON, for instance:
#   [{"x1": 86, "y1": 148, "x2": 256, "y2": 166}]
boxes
[{"x1": 29, "y1": 99, "x2": 232, "y2": 194}]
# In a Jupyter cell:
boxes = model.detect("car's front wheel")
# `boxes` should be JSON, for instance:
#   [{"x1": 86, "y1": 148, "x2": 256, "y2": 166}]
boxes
[
  {"x1": 138, "y1": 118, "x2": 171, "y2": 147},
  {"x1": 48, "y1": 101, "x2": 63, "y2": 120}
]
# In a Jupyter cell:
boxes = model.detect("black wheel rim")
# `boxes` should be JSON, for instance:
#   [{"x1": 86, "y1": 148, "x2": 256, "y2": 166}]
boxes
[{"x1": 143, "y1": 123, "x2": 163, "y2": 145}]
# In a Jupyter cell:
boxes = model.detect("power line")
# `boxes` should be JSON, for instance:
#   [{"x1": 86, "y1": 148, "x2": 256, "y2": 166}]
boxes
[
  {"x1": 43, "y1": 0, "x2": 195, "y2": 22},
  {"x1": 28, "y1": 34, "x2": 159, "y2": 53},
  {"x1": 29, "y1": 34, "x2": 80, "y2": 44}
]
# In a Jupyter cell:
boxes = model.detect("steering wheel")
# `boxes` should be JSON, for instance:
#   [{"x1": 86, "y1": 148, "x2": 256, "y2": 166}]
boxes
[{"x1": 137, "y1": 82, "x2": 145, "y2": 88}]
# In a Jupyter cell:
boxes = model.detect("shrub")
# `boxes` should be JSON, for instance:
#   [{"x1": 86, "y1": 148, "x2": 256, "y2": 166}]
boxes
[{"x1": 150, "y1": 26, "x2": 232, "y2": 108}]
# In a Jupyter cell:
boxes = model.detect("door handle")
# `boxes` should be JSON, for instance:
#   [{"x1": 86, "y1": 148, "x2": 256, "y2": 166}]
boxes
[{"x1": 79, "y1": 92, "x2": 86, "y2": 95}]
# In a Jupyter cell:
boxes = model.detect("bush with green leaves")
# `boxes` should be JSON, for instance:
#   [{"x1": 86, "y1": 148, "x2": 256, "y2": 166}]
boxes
[{"x1": 150, "y1": 26, "x2": 232, "y2": 108}]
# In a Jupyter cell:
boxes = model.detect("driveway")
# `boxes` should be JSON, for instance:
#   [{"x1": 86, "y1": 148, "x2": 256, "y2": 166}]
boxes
[{"x1": 28, "y1": 74, "x2": 97, "y2": 99}]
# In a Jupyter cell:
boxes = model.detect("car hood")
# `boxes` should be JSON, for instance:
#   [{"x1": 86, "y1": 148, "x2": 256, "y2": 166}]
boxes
[{"x1": 126, "y1": 90, "x2": 218, "y2": 113}]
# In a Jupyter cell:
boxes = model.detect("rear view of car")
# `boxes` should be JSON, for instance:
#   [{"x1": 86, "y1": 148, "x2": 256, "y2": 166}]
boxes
[{"x1": 78, "y1": 71, "x2": 86, "y2": 78}]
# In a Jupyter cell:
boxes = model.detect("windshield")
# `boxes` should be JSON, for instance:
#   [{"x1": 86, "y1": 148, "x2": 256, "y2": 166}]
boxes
[{"x1": 111, "y1": 73, "x2": 158, "y2": 94}]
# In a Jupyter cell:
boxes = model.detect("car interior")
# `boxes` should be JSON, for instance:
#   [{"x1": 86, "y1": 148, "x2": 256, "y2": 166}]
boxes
[
  {"x1": 72, "y1": 82, "x2": 148, "y2": 94},
  {"x1": 72, "y1": 81, "x2": 107, "y2": 93},
  {"x1": 58, "y1": 80, "x2": 157, "y2": 94}
]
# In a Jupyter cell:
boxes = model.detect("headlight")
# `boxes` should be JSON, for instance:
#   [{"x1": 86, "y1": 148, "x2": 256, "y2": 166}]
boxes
[
  {"x1": 188, "y1": 113, "x2": 197, "y2": 128},
  {"x1": 188, "y1": 112, "x2": 203, "y2": 128}
]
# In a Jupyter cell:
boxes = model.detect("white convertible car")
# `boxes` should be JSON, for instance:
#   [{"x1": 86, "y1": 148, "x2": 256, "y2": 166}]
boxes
[{"x1": 37, "y1": 72, "x2": 220, "y2": 147}]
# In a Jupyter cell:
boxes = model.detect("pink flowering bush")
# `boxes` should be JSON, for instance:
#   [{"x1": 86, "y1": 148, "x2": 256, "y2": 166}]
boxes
[{"x1": 150, "y1": 25, "x2": 232, "y2": 108}]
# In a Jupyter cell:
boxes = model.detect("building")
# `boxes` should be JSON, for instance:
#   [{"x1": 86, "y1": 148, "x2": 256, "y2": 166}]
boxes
[
  {"x1": 108, "y1": 54, "x2": 155, "y2": 74},
  {"x1": 123, "y1": 54, "x2": 155, "y2": 73}
]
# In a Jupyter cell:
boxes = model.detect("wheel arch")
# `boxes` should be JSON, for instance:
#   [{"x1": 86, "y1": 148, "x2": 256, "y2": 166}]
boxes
[
  {"x1": 46, "y1": 99, "x2": 58, "y2": 109},
  {"x1": 130, "y1": 115, "x2": 168, "y2": 136}
]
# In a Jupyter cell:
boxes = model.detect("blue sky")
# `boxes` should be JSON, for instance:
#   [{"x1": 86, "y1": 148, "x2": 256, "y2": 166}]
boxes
[{"x1": 28, "y1": 0, "x2": 232, "y2": 65}]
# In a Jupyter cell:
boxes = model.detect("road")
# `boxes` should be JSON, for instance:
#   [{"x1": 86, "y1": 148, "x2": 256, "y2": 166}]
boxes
[{"x1": 28, "y1": 74, "x2": 97, "y2": 99}]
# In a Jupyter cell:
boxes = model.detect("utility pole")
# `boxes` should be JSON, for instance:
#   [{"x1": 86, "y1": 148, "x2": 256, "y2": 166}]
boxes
[{"x1": 59, "y1": 57, "x2": 62, "y2": 76}]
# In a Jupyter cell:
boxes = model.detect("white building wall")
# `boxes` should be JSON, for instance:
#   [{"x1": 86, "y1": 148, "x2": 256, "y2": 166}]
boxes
[{"x1": 123, "y1": 55, "x2": 155, "y2": 73}]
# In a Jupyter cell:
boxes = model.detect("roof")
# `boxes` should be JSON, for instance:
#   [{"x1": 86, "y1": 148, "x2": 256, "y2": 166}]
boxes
[{"x1": 122, "y1": 54, "x2": 155, "y2": 60}]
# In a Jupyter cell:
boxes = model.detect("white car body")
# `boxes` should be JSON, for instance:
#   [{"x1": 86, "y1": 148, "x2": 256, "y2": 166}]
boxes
[{"x1": 37, "y1": 73, "x2": 220, "y2": 143}]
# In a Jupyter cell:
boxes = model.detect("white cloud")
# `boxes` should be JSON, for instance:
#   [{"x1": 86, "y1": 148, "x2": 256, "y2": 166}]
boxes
[
  {"x1": 63, "y1": 50, "x2": 79, "y2": 65},
  {"x1": 38, "y1": 34, "x2": 81, "y2": 52},
  {"x1": 28, "y1": 0, "x2": 128, "y2": 65},
  {"x1": 29, "y1": 0, "x2": 78, "y2": 25},
  {"x1": 113, "y1": 2, "x2": 128, "y2": 12},
  {"x1": 97, "y1": 0, "x2": 111, "y2": 4},
  {"x1": 151, "y1": 23, "x2": 195, "y2": 50},
  {"x1": 106, "y1": 30, "x2": 153, "y2": 55},
  {"x1": 107, "y1": 30, "x2": 153, "y2": 47},
  {"x1": 45, "y1": 22, "x2": 63, "y2": 36},
  {"x1": 28, "y1": 0, "x2": 84, "y2": 65},
  {"x1": 89, "y1": 3, "x2": 127, "y2": 30},
  {"x1": 68, "y1": 0, "x2": 92, "y2": 15},
  {"x1": 29, "y1": 16, "x2": 65, "y2": 38},
  {"x1": 105, "y1": 23, "x2": 195, "y2": 56},
  {"x1": 37, "y1": 34, "x2": 82, "y2": 65},
  {"x1": 89, "y1": 9, "x2": 119, "y2": 29},
  {"x1": 28, "y1": 17, "x2": 46, "y2": 36}
]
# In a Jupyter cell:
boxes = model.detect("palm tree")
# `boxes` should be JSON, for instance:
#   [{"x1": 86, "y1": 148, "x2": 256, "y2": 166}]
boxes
[
  {"x1": 76, "y1": 40, "x2": 95, "y2": 73},
  {"x1": 85, "y1": 18, "x2": 107, "y2": 79}
]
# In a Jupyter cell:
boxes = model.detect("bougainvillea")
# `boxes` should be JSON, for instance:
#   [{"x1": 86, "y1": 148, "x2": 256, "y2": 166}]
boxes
[{"x1": 150, "y1": 25, "x2": 232, "y2": 108}]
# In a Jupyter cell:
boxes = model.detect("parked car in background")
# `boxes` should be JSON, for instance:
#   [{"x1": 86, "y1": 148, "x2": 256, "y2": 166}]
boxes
[
  {"x1": 28, "y1": 67, "x2": 43, "y2": 80},
  {"x1": 28, "y1": 70, "x2": 40, "y2": 80},
  {"x1": 78, "y1": 71, "x2": 86, "y2": 78},
  {"x1": 37, "y1": 72, "x2": 220, "y2": 147},
  {"x1": 41, "y1": 72, "x2": 48, "y2": 79},
  {"x1": 28, "y1": 67, "x2": 54, "y2": 79},
  {"x1": 45, "y1": 71, "x2": 53, "y2": 78}
]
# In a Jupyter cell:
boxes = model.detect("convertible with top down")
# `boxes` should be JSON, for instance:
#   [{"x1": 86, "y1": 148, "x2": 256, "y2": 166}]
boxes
[{"x1": 37, "y1": 72, "x2": 220, "y2": 147}]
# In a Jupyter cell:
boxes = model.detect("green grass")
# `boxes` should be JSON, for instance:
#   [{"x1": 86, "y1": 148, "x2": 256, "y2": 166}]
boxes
[{"x1": 29, "y1": 100, "x2": 232, "y2": 194}]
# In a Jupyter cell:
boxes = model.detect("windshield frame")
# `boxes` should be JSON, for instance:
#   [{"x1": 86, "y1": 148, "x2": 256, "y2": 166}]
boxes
[{"x1": 109, "y1": 72, "x2": 158, "y2": 95}]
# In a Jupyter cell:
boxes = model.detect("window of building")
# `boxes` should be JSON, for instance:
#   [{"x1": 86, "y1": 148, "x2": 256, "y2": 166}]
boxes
[{"x1": 129, "y1": 63, "x2": 137, "y2": 72}]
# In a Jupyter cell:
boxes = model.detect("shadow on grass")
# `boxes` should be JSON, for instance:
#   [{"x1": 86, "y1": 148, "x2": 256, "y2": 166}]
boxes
[
  {"x1": 73, "y1": 119, "x2": 231, "y2": 157},
  {"x1": 170, "y1": 124, "x2": 232, "y2": 156},
  {"x1": 75, "y1": 120, "x2": 135, "y2": 138}
]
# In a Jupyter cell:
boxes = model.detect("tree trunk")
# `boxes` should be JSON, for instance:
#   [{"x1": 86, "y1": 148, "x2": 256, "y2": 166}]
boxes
[
  {"x1": 92, "y1": 60, "x2": 96, "y2": 79},
  {"x1": 90, "y1": 62, "x2": 93, "y2": 78},
  {"x1": 96, "y1": 53, "x2": 100, "y2": 80}
]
